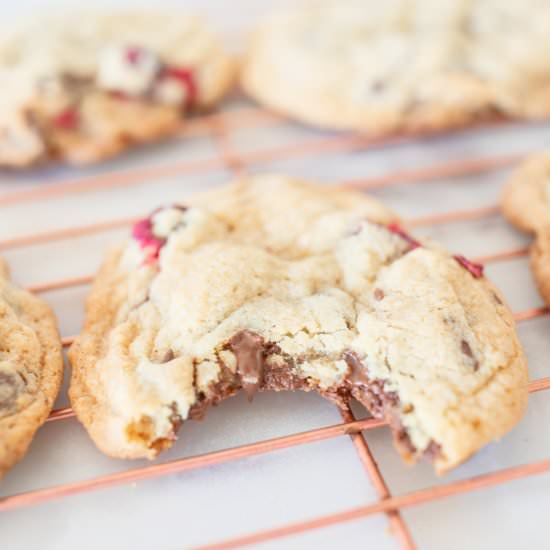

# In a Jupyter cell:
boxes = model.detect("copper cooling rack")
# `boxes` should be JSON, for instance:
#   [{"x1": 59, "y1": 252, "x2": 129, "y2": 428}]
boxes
[{"x1": 1, "y1": 100, "x2": 549, "y2": 550}]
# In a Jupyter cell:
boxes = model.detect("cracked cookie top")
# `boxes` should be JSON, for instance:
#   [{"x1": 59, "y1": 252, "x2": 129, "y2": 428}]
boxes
[
  {"x1": 69, "y1": 175, "x2": 527, "y2": 473},
  {"x1": 0, "y1": 13, "x2": 235, "y2": 167},
  {"x1": 242, "y1": 0, "x2": 550, "y2": 133}
]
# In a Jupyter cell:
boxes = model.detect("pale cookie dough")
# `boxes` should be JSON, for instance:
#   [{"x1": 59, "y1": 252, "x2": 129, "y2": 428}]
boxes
[
  {"x1": 502, "y1": 152, "x2": 550, "y2": 306},
  {"x1": 0, "y1": 13, "x2": 235, "y2": 167},
  {"x1": 70, "y1": 175, "x2": 528, "y2": 473},
  {"x1": 242, "y1": 0, "x2": 550, "y2": 134},
  {"x1": 0, "y1": 258, "x2": 63, "y2": 478}
]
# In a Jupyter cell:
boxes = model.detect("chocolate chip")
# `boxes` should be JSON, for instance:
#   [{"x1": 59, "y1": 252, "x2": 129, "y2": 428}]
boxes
[
  {"x1": 370, "y1": 80, "x2": 386, "y2": 94},
  {"x1": 461, "y1": 340, "x2": 473, "y2": 358},
  {"x1": 492, "y1": 291, "x2": 503, "y2": 305},
  {"x1": 344, "y1": 352, "x2": 400, "y2": 417},
  {"x1": 0, "y1": 371, "x2": 19, "y2": 413},
  {"x1": 461, "y1": 340, "x2": 479, "y2": 371},
  {"x1": 423, "y1": 440, "x2": 442, "y2": 461},
  {"x1": 228, "y1": 330, "x2": 266, "y2": 400},
  {"x1": 373, "y1": 288, "x2": 384, "y2": 301},
  {"x1": 160, "y1": 349, "x2": 175, "y2": 363}
]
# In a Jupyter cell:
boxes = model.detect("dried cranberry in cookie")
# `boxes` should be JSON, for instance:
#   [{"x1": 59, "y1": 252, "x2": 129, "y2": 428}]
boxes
[
  {"x1": 131, "y1": 205, "x2": 187, "y2": 263},
  {"x1": 154, "y1": 67, "x2": 197, "y2": 107},
  {"x1": 96, "y1": 45, "x2": 197, "y2": 108},
  {"x1": 51, "y1": 108, "x2": 79, "y2": 130}
]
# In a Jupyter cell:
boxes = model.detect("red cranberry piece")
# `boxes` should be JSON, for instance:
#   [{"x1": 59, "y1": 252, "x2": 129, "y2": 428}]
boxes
[
  {"x1": 132, "y1": 218, "x2": 166, "y2": 264},
  {"x1": 52, "y1": 108, "x2": 79, "y2": 130},
  {"x1": 109, "y1": 90, "x2": 130, "y2": 101},
  {"x1": 131, "y1": 205, "x2": 187, "y2": 265},
  {"x1": 125, "y1": 46, "x2": 143, "y2": 65},
  {"x1": 160, "y1": 66, "x2": 197, "y2": 108},
  {"x1": 453, "y1": 255, "x2": 484, "y2": 278},
  {"x1": 387, "y1": 222, "x2": 421, "y2": 250}
]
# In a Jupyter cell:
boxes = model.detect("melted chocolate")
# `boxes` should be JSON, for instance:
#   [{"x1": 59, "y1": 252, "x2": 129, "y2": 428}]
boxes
[
  {"x1": 228, "y1": 330, "x2": 266, "y2": 400},
  {"x1": 157, "y1": 337, "x2": 443, "y2": 466}
]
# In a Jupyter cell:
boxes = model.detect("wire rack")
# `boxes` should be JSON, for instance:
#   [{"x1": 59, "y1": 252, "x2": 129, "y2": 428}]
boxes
[{"x1": 1, "y1": 97, "x2": 550, "y2": 550}]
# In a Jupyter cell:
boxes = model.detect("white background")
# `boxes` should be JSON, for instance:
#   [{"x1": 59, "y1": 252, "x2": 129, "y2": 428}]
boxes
[{"x1": 2, "y1": 2, "x2": 550, "y2": 549}]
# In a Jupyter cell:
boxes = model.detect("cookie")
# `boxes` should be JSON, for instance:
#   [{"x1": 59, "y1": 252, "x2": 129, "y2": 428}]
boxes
[
  {"x1": 502, "y1": 152, "x2": 550, "y2": 306},
  {"x1": 69, "y1": 175, "x2": 528, "y2": 473},
  {"x1": 241, "y1": 0, "x2": 550, "y2": 134},
  {"x1": 0, "y1": 13, "x2": 235, "y2": 167},
  {"x1": 0, "y1": 258, "x2": 63, "y2": 478}
]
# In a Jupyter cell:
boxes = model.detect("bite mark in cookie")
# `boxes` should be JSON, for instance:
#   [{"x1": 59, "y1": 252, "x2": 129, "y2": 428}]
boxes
[{"x1": 69, "y1": 176, "x2": 528, "y2": 473}]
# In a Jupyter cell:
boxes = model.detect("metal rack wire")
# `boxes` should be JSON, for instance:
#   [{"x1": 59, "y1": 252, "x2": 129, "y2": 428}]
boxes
[{"x1": 1, "y1": 102, "x2": 549, "y2": 550}]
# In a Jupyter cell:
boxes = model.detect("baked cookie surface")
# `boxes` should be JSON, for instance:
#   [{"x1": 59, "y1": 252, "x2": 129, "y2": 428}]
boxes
[
  {"x1": 0, "y1": 13, "x2": 235, "y2": 167},
  {"x1": 0, "y1": 258, "x2": 63, "y2": 478},
  {"x1": 502, "y1": 152, "x2": 550, "y2": 306},
  {"x1": 242, "y1": 0, "x2": 550, "y2": 134},
  {"x1": 69, "y1": 175, "x2": 528, "y2": 473}
]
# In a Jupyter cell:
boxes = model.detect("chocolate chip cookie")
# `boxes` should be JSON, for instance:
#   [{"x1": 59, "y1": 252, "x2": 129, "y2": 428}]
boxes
[
  {"x1": 0, "y1": 258, "x2": 63, "y2": 478},
  {"x1": 0, "y1": 13, "x2": 235, "y2": 167},
  {"x1": 502, "y1": 152, "x2": 550, "y2": 306},
  {"x1": 69, "y1": 175, "x2": 528, "y2": 473},
  {"x1": 242, "y1": 0, "x2": 550, "y2": 134}
]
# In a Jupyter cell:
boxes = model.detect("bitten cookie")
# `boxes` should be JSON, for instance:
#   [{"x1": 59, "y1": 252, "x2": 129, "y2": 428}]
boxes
[
  {"x1": 70, "y1": 175, "x2": 528, "y2": 473},
  {"x1": 0, "y1": 258, "x2": 63, "y2": 478},
  {"x1": 502, "y1": 152, "x2": 550, "y2": 306},
  {"x1": 0, "y1": 13, "x2": 235, "y2": 167},
  {"x1": 242, "y1": 0, "x2": 550, "y2": 134}
]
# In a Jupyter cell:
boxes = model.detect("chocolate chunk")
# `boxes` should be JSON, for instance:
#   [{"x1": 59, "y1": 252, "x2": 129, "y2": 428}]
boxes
[
  {"x1": 461, "y1": 340, "x2": 479, "y2": 371},
  {"x1": 263, "y1": 362, "x2": 305, "y2": 392},
  {"x1": 344, "y1": 352, "x2": 399, "y2": 417},
  {"x1": 344, "y1": 351, "x2": 369, "y2": 386},
  {"x1": 0, "y1": 371, "x2": 19, "y2": 414},
  {"x1": 228, "y1": 330, "x2": 266, "y2": 400},
  {"x1": 373, "y1": 288, "x2": 384, "y2": 301},
  {"x1": 160, "y1": 349, "x2": 175, "y2": 363},
  {"x1": 423, "y1": 440, "x2": 443, "y2": 461}
]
